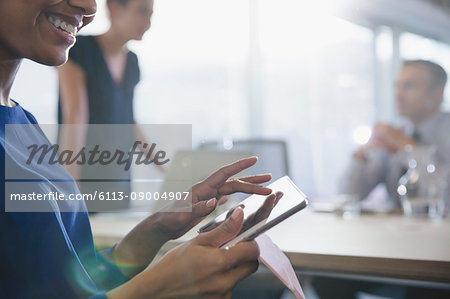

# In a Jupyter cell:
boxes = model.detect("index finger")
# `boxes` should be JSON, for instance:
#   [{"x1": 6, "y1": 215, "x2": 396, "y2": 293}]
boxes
[
  {"x1": 238, "y1": 174, "x2": 272, "y2": 184},
  {"x1": 204, "y1": 157, "x2": 259, "y2": 189}
]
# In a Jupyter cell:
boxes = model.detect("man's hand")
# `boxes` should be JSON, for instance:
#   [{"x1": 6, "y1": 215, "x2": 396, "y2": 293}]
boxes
[
  {"x1": 372, "y1": 123, "x2": 416, "y2": 153},
  {"x1": 108, "y1": 207, "x2": 260, "y2": 299},
  {"x1": 354, "y1": 123, "x2": 416, "y2": 160}
]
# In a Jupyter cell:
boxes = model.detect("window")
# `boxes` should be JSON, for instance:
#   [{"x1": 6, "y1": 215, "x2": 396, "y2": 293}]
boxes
[
  {"x1": 258, "y1": 0, "x2": 375, "y2": 195},
  {"x1": 131, "y1": 0, "x2": 250, "y2": 145},
  {"x1": 11, "y1": 0, "x2": 449, "y2": 198},
  {"x1": 10, "y1": 0, "x2": 376, "y2": 197}
]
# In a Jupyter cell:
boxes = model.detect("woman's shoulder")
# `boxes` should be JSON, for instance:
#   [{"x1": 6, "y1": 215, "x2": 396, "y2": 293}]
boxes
[
  {"x1": 16, "y1": 101, "x2": 39, "y2": 124},
  {"x1": 0, "y1": 100, "x2": 39, "y2": 125},
  {"x1": 127, "y1": 49, "x2": 139, "y2": 62},
  {"x1": 68, "y1": 35, "x2": 97, "y2": 69},
  {"x1": 127, "y1": 50, "x2": 140, "y2": 71},
  {"x1": 74, "y1": 34, "x2": 95, "y2": 44},
  {"x1": 70, "y1": 35, "x2": 97, "y2": 52},
  {"x1": 22, "y1": 108, "x2": 39, "y2": 124}
]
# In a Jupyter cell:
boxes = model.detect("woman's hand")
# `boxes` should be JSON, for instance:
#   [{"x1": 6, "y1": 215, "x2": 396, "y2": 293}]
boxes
[
  {"x1": 152, "y1": 156, "x2": 272, "y2": 239},
  {"x1": 199, "y1": 191, "x2": 284, "y2": 235},
  {"x1": 108, "y1": 207, "x2": 260, "y2": 299},
  {"x1": 111, "y1": 157, "x2": 271, "y2": 277}
]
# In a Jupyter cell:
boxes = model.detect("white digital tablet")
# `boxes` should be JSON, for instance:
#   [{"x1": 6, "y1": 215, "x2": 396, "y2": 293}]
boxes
[{"x1": 198, "y1": 176, "x2": 308, "y2": 248}]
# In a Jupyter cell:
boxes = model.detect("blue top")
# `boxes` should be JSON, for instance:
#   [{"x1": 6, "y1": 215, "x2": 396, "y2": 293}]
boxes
[{"x1": 0, "y1": 102, "x2": 128, "y2": 298}]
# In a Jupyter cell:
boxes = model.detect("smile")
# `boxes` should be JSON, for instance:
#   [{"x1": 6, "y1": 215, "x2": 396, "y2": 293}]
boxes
[{"x1": 47, "y1": 15, "x2": 78, "y2": 36}]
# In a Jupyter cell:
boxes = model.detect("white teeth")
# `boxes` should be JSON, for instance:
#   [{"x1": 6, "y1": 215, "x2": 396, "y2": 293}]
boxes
[{"x1": 47, "y1": 15, "x2": 77, "y2": 36}]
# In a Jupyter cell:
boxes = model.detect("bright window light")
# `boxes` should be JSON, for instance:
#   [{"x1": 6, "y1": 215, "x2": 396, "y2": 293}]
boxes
[{"x1": 353, "y1": 126, "x2": 372, "y2": 145}]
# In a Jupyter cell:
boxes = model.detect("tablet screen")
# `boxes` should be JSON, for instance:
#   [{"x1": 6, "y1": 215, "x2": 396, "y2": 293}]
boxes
[{"x1": 198, "y1": 176, "x2": 307, "y2": 240}]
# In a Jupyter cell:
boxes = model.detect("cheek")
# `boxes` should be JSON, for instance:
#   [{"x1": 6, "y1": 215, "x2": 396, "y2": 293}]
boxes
[
  {"x1": 130, "y1": 14, "x2": 149, "y2": 32},
  {"x1": 0, "y1": 2, "x2": 68, "y2": 65},
  {"x1": 118, "y1": 16, "x2": 135, "y2": 34},
  {"x1": 0, "y1": 14, "x2": 35, "y2": 59},
  {"x1": 406, "y1": 94, "x2": 427, "y2": 112},
  {"x1": 397, "y1": 91, "x2": 417, "y2": 114},
  {"x1": 29, "y1": 15, "x2": 69, "y2": 65}
]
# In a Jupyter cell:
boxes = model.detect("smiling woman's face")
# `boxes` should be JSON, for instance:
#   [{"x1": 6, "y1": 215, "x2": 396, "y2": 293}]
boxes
[{"x1": 0, "y1": 0, "x2": 96, "y2": 66}]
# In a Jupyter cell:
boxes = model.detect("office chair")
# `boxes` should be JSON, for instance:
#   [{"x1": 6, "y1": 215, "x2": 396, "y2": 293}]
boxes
[{"x1": 198, "y1": 138, "x2": 290, "y2": 180}]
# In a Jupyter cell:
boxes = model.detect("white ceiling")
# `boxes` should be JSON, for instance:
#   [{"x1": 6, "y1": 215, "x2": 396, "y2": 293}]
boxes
[{"x1": 336, "y1": 0, "x2": 450, "y2": 44}]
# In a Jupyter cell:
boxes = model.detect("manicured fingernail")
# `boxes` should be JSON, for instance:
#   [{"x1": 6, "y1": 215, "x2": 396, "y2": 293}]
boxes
[
  {"x1": 276, "y1": 192, "x2": 284, "y2": 199},
  {"x1": 231, "y1": 207, "x2": 243, "y2": 221},
  {"x1": 206, "y1": 198, "x2": 216, "y2": 208}
]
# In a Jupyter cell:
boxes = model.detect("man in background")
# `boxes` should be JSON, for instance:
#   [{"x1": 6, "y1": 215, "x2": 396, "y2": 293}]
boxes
[
  {"x1": 342, "y1": 59, "x2": 450, "y2": 206},
  {"x1": 314, "y1": 60, "x2": 450, "y2": 299}
]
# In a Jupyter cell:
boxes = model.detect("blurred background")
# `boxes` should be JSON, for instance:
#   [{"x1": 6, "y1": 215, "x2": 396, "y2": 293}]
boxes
[
  {"x1": 11, "y1": 1, "x2": 449, "y2": 297},
  {"x1": 10, "y1": 0, "x2": 450, "y2": 199}
]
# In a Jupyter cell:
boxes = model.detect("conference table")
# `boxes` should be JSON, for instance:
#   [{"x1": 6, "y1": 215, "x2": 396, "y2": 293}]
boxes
[{"x1": 90, "y1": 209, "x2": 450, "y2": 288}]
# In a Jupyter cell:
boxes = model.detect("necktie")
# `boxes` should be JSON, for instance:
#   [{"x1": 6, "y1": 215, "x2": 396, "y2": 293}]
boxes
[{"x1": 412, "y1": 129, "x2": 421, "y2": 143}]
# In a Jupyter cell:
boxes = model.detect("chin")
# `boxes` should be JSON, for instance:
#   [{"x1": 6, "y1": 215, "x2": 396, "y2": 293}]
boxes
[
  {"x1": 134, "y1": 30, "x2": 148, "y2": 41},
  {"x1": 31, "y1": 47, "x2": 69, "y2": 66},
  {"x1": 398, "y1": 111, "x2": 412, "y2": 119}
]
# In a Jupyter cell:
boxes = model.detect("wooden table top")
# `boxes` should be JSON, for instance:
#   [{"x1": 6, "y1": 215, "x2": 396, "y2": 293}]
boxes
[{"x1": 90, "y1": 210, "x2": 450, "y2": 283}]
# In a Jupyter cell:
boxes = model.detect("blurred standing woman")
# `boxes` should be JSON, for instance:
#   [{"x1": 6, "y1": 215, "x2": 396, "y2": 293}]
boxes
[{"x1": 58, "y1": 0, "x2": 154, "y2": 211}]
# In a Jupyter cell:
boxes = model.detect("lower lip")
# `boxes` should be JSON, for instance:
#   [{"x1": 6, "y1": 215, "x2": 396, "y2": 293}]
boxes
[{"x1": 48, "y1": 19, "x2": 76, "y2": 45}]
